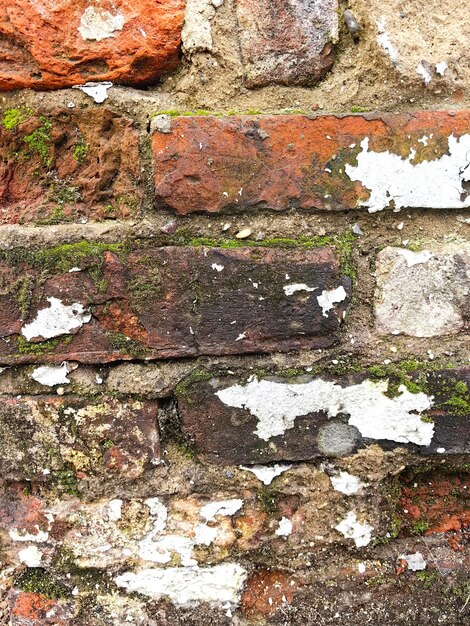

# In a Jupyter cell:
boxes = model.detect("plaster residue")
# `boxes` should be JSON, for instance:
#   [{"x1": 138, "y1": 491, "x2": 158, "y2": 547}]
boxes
[
  {"x1": 73, "y1": 82, "x2": 113, "y2": 103},
  {"x1": 115, "y1": 564, "x2": 247, "y2": 608},
  {"x1": 200, "y1": 499, "x2": 243, "y2": 521},
  {"x1": 193, "y1": 524, "x2": 218, "y2": 546},
  {"x1": 31, "y1": 362, "x2": 71, "y2": 387},
  {"x1": 398, "y1": 552, "x2": 427, "y2": 571},
  {"x1": 317, "y1": 286, "x2": 347, "y2": 317},
  {"x1": 240, "y1": 464, "x2": 292, "y2": 485},
  {"x1": 78, "y1": 7, "x2": 125, "y2": 41},
  {"x1": 18, "y1": 545, "x2": 43, "y2": 567},
  {"x1": 21, "y1": 297, "x2": 91, "y2": 341},
  {"x1": 396, "y1": 249, "x2": 434, "y2": 267},
  {"x1": 216, "y1": 377, "x2": 434, "y2": 445},
  {"x1": 9, "y1": 527, "x2": 49, "y2": 543},
  {"x1": 275, "y1": 517, "x2": 293, "y2": 537},
  {"x1": 345, "y1": 134, "x2": 470, "y2": 212},
  {"x1": 435, "y1": 61, "x2": 448, "y2": 76},
  {"x1": 335, "y1": 511, "x2": 373, "y2": 547},
  {"x1": 330, "y1": 471, "x2": 368, "y2": 495},
  {"x1": 108, "y1": 499, "x2": 123, "y2": 522},
  {"x1": 376, "y1": 17, "x2": 399, "y2": 65},
  {"x1": 283, "y1": 283, "x2": 316, "y2": 296},
  {"x1": 417, "y1": 62, "x2": 432, "y2": 84},
  {"x1": 139, "y1": 534, "x2": 196, "y2": 566}
]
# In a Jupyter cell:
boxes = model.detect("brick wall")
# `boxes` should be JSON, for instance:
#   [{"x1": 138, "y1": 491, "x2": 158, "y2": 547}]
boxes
[{"x1": 0, "y1": 1, "x2": 469, "y2": 625}]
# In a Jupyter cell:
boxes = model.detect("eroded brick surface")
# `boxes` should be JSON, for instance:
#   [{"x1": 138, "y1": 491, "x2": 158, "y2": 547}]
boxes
[
  {"x1": 0, "y1": 0, "x2": 185, "y2": 90},
  {"x1": 375, "y1": 245, "x2": 470, "y2": 338},
  {"x1": 0, "y1": 108, "x2": 141, "y2": 224},
  {"x1": 0, "y1": 245, "x2": 349, "y2": 364},
  {"x1": 152, "y1": 111, "x2": 470, "y2": 214},
  {"x1": 236, "y1": 0, "x2": 337, "y2": 87},
  {"x1": 0, "y1": 396, "x2": 159, "y2": 480}
]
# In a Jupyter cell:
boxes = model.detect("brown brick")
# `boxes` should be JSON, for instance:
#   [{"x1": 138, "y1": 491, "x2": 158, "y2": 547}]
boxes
[
  {"x1": 0, "y1": 0, "x2": 185, "y2": 90},
  {"x1": 177, "y1": 366, "x2": 470, "y2": 465},
  {"x1": 237, "y1": 0, "x2": 337, "y2": 87},
  {"x1": 152, "y1": 110, "x2": 470, "y2": 214},
  {"x1": 0, "y1": 107, "x2": 141, "y2": 224},
  {"x1": 0, "y1": 245, "x2": 350, "y2": 364}
]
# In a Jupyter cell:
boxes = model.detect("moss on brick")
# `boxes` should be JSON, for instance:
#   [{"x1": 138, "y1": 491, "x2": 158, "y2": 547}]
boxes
[
  {"x1": 2, "y1": 107, "x2": 32, "y2": 131},
  {"x1": 23, "y1": 116, "x2": 53, "y2": 167},
  {"x1": 15, "y1": 568, "x2": 68, "y2": 599}
]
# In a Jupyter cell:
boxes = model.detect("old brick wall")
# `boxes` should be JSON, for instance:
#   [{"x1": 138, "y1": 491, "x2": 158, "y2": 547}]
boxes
[{"x1": 0, "y1": 1, "x2": 469, "y2": 625}]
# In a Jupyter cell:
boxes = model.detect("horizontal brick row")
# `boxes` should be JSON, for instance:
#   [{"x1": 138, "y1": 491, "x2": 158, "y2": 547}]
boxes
[
  {"x1": 177, "y1": 366, "x2": 470, "y2": 464},
  {"x1": 0, "y1": 244, "x2": 350, "y2": 364},
  {"x1": 152, "y1": 110, "x2": 470, "y2": 214}
]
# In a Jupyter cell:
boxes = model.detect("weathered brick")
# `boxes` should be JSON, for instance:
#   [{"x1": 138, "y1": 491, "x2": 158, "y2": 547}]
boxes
[
  {"x1": 0, "y1": 107, "x2": 141, "y2": 224},
  {"x1": 0, "y1": 396, "x2": 159, "y2": 480},
  {"x1": 375, "y1": 245, "x2": 470, "y2": 337},
  {"x1": 152, "y1": 111, "x2": 470, "y2": 214},
  {"x1": 0, "y1": 0, "x2": 185, "y2": 90},
  {"x1": 8, "y1": 590, "x2": 72, "y2": 626},
  {"x1": 0, "y1": 245, "x2": 350, "y2": 364},
  {"x1": 236, "y1": 0, "x2": 337, "y2": 87},
  {"x1": 177, "y1": 366, "x2": 470, "y2": 464}
]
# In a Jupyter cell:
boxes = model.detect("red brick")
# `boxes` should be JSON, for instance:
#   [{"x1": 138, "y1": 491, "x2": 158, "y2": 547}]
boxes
[
  {"x1": 0, "y1": 245, "x2": 350, "y2": 364},
  {"x1": 0, "y1": 108, "x2": 141, "y2": 224},
  {"x1": 152, "y1": 110, "x2": 470, "y2": 214},
  {"x1": 8, "y1": 590, "x2": 72, "y2": 626},
  {"x1": 0, "y1": 0, "x2": 185, "y2": 90}
]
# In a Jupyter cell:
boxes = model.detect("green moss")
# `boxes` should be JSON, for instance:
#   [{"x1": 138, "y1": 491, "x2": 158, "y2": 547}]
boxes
[
  {"x1": 73, "y1": 138, "x2": 89, "y2": 164},
  {"x1": 2, "y1": 107, "x2": 32, "y2": 131},
  {"x1": 14, "y1": 274, "x2": 35, "y2": 321},
  {"x1": 410, "y1": 519, "x2": 429, "y2": 535},
  {"x1": 350, "y1": 106, "x2": 368, "y2": 113},
  {"x1": 452, "y1": 579, "x2": 470, "y2": 601},
  {"x1": 23, "y1": 116, "x2": 53, "y2": 167},
  {"x1": 416, "y1": 570, "x2": 438, "y2": 588},
  {"x1": 174, "y1": 368, "x2": 213, "y2": 397},
  {"x1": 53, "y1": 466, "x2": 81, "y2": 497},
  {"x1": 109, "y1": 332, "x2": 146, "y2": 358},
  {"x1": 16, "y1": 336, "x2": 66, "y2": 356},
  {"x1": 15, "y1": 568, "x2": 68, "y2": 599},
  {"x1": 128, "y1": 271, "x2": 163, "y2": 311},
  {"x1": 34, "y1": 241, "x2": 124, "y2": 273}
]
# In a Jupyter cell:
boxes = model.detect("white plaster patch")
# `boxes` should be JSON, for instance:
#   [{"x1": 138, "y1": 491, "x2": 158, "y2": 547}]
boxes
[
  {"x1": 22, "y1": 297, "x2": 91, "y2": 341},
  {"x1": 108, "y1": 499, "x2": 123, "y2": 522},
  {"x1": 435, "y1": 61, "x2": 448, "y2": 76},
  {"x1": 31, "y1": 362, "x2": 70, "y2": 387},
  {"x1": 376, "y1": 17, "x2": 399, "y2": 65},
  {"x1": 345, "y1": 135, "x2": 470, "y2": 212},
  {"x1": 115, "y1": 563, "x2": 247, "y2": 608},
  {"x1": 330, "y1": 471, "x2": 368, "y2": 496},
  {"x1": 240, "y1": 464, "x2": 292, "y2": 485},
  {"x1": 283, "y1": 283, "x2": 316, "y2": 296},
  {"x1": 73, "y1": 82, "x2": 113, "y2": 103},
  {"x1": 317, "y1": 286, "x2": 347, "y2": 317},
  {"x1": 399, "y1": 551, "x2": 426, "y2": 571},
  {"x1": 216, "y1": 377, "x2": 434, "y2": 445},
  {"x1": 193, "y1": 523, "x2": 218, "y2": 546},
  {"x1": 139, "y1": 535, "x2": 196, "y2": 566},
  {"x1": 18, "y1": 545, "x2": 43, "y2": 567},
  {"x1": 200, "y1": 499, "x2": 243, "y2": 521},
  {"x1": 335, "y1": 511, "x2": 373, "y2": 547},
  {"x1": 9, "y1": 527, "x2": 49, "y2": 543},
  {"x1": 78, "y1": 7, "x2": 125, "y2": 41},
  {"x1": 211, "y1": 263, "x2": 224, "y2": 272},
  {"x1": 275, "y1": 517, "x2": 293, "y2": 537},
  {"x1": 396, "y1": 249, "x2": 433, "y2": 267},
  {"x1": 417, "y1": 62, "x2": 432, "y2": 84}
]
